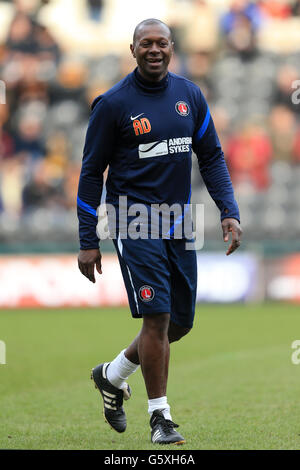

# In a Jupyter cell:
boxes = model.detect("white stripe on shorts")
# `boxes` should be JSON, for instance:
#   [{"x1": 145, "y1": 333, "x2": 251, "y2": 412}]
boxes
[{"x1": 117, "y1": 233, "x2": 139, "y2": 315}]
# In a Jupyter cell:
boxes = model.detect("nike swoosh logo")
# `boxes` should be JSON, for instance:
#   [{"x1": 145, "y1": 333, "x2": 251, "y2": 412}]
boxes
[{"x1": 131, "y1": 113, "x2": 144, "y2": 120}]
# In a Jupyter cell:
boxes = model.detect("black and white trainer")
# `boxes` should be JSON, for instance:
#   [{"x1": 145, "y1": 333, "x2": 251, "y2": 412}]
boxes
[
  {"x1": 91, "y1": 362, "x2": 131, "y2": 433},
  {"x1": 150, "y1": 410, "x2": 186, "y2": 445}
]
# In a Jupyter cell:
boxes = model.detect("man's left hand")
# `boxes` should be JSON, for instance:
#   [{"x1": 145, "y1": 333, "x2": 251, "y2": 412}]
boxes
[{"x1": 221, "y1": 218, "x2": 243, "y2": 256}]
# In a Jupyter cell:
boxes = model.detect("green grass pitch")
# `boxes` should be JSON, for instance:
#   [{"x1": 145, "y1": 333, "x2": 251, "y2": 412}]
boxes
[{"x1": 0, "y1": 303, "x2": 300, "y2": 450}]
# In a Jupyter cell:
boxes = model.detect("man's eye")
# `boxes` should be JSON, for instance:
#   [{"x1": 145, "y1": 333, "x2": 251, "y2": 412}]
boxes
[{"x1": 160, "y1": 43, "x2": 168, "y2": 47}]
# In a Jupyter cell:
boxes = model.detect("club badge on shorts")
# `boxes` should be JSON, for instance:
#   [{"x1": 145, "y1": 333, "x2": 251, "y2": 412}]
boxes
[
  {"x1": 139, "y1": 285, "x2": 155, "y2": 302},
  {"x1": 175, "y1": 101, "x2": 189, "y2": 117}
]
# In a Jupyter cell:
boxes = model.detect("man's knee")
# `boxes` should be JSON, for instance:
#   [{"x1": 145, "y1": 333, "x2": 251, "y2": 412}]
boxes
[
  {"x1": 142, "y1": 313, "x2": 170, "y2": 338},
  {"x1": 168, "y1": 321, "x2": 191, "y2": 343}
]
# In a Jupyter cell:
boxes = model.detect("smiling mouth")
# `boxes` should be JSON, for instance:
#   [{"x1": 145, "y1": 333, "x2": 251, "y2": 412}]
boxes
[{"x1": 146, "y1": 59, "x2": 163, "y2": 64}]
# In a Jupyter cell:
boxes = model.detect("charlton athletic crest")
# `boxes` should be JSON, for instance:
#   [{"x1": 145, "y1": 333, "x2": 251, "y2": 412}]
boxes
[
  {"x1": 139, "y1": 285, "x2": 155, "y2": 302},
  {"x1": 175, "y1": 101, "x2": 189, "y2": 116}
]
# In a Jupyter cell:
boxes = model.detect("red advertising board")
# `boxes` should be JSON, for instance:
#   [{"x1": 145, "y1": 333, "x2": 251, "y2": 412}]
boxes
[{"x1": 0, "y1": 254, "x2": 128, "y2": 308}]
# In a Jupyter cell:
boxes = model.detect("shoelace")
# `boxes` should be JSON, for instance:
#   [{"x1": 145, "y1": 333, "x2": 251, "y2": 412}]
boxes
[
  {"x1": 165, "y1": 419, "x2": 179, "y2": 429},
  {"x1": 156, "y1": 416, "x2": 179, "y2": 433}
]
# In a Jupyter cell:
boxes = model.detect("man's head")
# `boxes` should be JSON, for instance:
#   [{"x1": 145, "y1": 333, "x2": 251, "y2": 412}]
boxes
[{"x1": 130, "y1": 19, "x2": 174, "y2": 82}]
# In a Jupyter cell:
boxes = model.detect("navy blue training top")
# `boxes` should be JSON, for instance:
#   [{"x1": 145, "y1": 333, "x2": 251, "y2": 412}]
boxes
[{"x1": 77, "y1": 68, "x2": 240, "y2": 249}]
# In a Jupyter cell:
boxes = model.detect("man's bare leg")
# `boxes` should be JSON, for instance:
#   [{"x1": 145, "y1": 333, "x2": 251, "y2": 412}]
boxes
[
  {"x1": 106, "y1": 316, "x2": 191, "y2": 404},
  {"x1": 125, "y1": 319, "x2": 191, "y2": 365},
  {"x1": 103, "y1": 314, "x2": 191, "y2": 438},
  {"x1": 136, "y1": 313, "x2": 170, "y2": 398}
]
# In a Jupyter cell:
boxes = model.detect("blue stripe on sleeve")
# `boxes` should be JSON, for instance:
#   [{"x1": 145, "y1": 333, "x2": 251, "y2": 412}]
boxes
[
  {"x1": 196, "y1": 107, "x2": 211, "y2": 142},
  {"x1": 77, "y1": 196, "x2": 97, "y2": 217}
]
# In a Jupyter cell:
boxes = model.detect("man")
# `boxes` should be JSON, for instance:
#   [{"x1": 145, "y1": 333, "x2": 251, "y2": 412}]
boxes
[{"x1": 77, "y1": 18, "x2": 242, "y2": 445}]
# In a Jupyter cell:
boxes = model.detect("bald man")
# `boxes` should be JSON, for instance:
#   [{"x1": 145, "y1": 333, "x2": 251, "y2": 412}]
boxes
[{"x1": 77, "y1": 18, "x2": 242, "y2": 445}]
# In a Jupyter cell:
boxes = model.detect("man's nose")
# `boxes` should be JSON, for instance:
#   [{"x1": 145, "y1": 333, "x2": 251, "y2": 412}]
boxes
[{"x1": 149, "y1": 42, "x2": 161, "y2": 54}]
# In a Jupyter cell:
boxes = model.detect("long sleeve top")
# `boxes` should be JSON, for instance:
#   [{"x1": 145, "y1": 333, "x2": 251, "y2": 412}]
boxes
[{"x1": 77, "y1": 68, "x2": 240, "y2": 249}]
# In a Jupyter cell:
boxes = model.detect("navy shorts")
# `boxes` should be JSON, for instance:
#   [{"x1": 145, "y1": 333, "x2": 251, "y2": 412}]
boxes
[{"x1": 113, "y1": 235, "x2": 197, "y2": 329}]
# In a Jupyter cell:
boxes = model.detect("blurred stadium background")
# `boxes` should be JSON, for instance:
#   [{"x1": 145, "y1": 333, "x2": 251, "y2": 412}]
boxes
[
  {"x1": 1, "y1": 0, "x2": 300, "y2": 452},
  {"x1": 0, "y1": 0, "x2": 300, "y2": 307}
]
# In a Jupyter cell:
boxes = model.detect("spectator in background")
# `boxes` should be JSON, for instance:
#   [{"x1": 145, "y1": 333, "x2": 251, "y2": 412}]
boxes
[
  {"x1": 5, "y1": 12, "x2": 36, "y2": 55},
  {"x1": 49, "y1": 58, "x2": 88, "y2": 107},
  {"x1": 226, "y1": 121, "x2": 272, "y2": 190},
  {"x1": 269, "y1": 105, "x2": 298, "y2": 162},
  {"x1": 44, "y1": 131, "x2": 70, "y2": 192},
  {"x1": 258, "y1": 0, "x2": 292, "y2": 19},
  {"x1": 220, "y1": 0, "x2": 262, "y2": 35},
  {"x1": 22, "y1": 159, "x2": 64, "y2": 211},
  {"x1": 220, "y1": 1, "x2": 262, "y2": 58},
  {"x1": 86, "y1": 0, "x2": 104, "y2": 22},
  {"x1": 291, "y1": 0, "x2": 300, "y2": 16},
  {"x1": 4, "y1": 9, "x2": 60, "y2": 63},
  {"x1": 2, "y1": 10, "x2": 60, "y2": 114},
  {"x1": 13, "y1": 111, "x2": 45, "y2": 160},
  {"x1": 224, "y1": 13, "x2": 258, "y2": 57}
]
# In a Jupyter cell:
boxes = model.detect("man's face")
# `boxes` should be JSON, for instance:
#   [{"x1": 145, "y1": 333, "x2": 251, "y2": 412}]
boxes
[{"x1": 130, "y1": 23, "x2": 173, "y2": 82}]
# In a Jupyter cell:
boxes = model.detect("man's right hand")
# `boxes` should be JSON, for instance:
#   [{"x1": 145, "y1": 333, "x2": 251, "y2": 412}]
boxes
[{"x1": 78, "y1": 248, "x2": 102, "y2": 283}]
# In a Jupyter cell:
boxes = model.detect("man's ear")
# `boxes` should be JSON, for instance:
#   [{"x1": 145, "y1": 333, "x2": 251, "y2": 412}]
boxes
[{"x1": 130, "y1": 44, "x2": 136, "y2": 58}]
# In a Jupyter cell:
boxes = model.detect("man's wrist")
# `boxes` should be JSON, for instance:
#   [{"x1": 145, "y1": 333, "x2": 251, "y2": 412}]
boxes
[
  {"x1": 80, "y1": 246, "x2": 100, "y2": 251},
  {"x1": 221, "y1": 215, "x2": 240, "y2": 224},
  {"x1": 221, "y1": 216, "x2": 240, "y2": 223}
]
